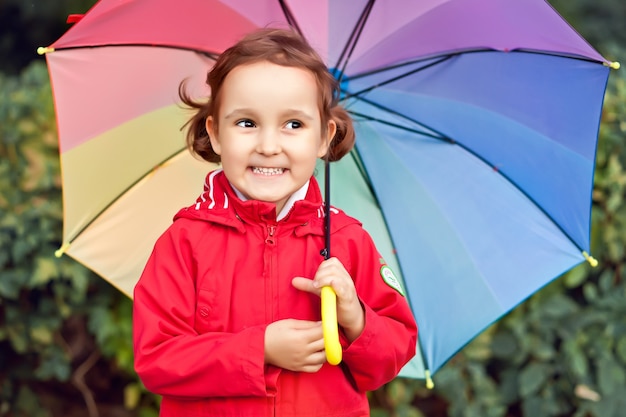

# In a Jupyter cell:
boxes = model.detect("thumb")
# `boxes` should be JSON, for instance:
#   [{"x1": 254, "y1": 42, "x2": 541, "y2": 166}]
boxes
[{"x1": 292, "y1": 277, "x2": 319, "y2": 295}]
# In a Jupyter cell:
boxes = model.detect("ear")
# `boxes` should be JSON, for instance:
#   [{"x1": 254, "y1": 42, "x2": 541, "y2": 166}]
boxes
[
  {"x1": 318, "y1": 119, "x2": 337, "y2": 158},
  {"x1": 206, "y1": 116, "x2": 221, "y2": 155}
]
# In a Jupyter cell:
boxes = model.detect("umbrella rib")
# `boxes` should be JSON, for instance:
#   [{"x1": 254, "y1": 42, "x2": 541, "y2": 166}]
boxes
[
  {"x1": 347, "y1": 48, "x2": 603, "y2": 84},
  {"x1": 48, "y1": 43, "x2": 221, "y2": 60},
  {"x1": 351, "y1": 108, "x2": 590, "y2": 255},
  {"x1": 344, "y1": 55, "x2": 454, "y2": 100},
  {"x1": 512, "y1": 48, "x2": 607, "y2": 64},
  {"x1": 333, "y1": 0, "x2": 376, "y2": 81},
  {"x1": 348, "y1": 96, "x2": 452, "y2": 142},
  {"x1": 347, "y1": 49, "x2": 491, "y2": 82},
  {"x1": 64, "y1": 148, "x2": 187, "y2": 245},
  {"x1": 349, "y1": 110, "x2": 447, "y2": 142},
  {"x1": 278, "y1": 0, "x2": 304, "y2": 36}
]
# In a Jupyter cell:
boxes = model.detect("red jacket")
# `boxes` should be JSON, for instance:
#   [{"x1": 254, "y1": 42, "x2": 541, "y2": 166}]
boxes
[{"x1": 133, "y1": 170, "x2": 417, "y2": 417}]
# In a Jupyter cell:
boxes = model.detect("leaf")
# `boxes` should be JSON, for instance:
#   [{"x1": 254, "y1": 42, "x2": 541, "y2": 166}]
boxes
[
  {"x1": 395, "y1": 404, "x2": 425, "y2": 417},
  {"x1": 524, "y1": 334, "x2": 557, "y2": 361},
  {"x1": 498, "y1": 369, "x2": 520, "y2": 404},
  {"x1": 519, "y1": 362, "x2": 549, "y2": 397},
  {"x1": 521, "y1": 396, "x2": 548, "y2": 417},
  {"x1": 616, "y1": 337, "x2": 626, "y2": 365},
  {"x1": 11, "y1": 239, "x2": 32, "y2": 264},
  {"x1": 583, "y1": 282, "x2": 599, "y2": 303},
  {"x1": 0, "y1": 270, "x2": 24, "y2": 299},
  {"x1": 34, "y1": 348, "x2": 71, "y2": 381},
  {"x1": 597, "y1": 358, "x2": 626, "y2": 395},
  {"x1": 14, "y1": 385, "x2": 51, "y2": 417},
  {"x1": 370, "y1": 408, "x2": 390, "y2": 417},
  {"x1": 598, "y1": 269, "x2": 616, "y2": 294},
  {"x1": 540, "y1": 294, "x2": 579, "y2": 318},
  {"x1": 563, "y1": 264, "x2": 588, "y2": 288},
  {"x1": 29, "y1": 257, "x2": 59, "y2": 287},
  {"x1": 138, "y1": 408, "x2": 161, "y2": 417},
  {"x1": 491, "y1": 331, "x2": 518, "y2": 359},
  {"x1": 387, "y1": 379, "x2": 408, "y2": 406},
  {"x1": 124, "y1": 383, "x2": 142, "y2": 410},
  {"x1": 563, "y1": 339, "x2": 589, "y2": 379},
  {"x1": 30, "y1": 326, "x2": 53, "y2": 345},
  {"x1": 6, "y1": 324, "x2": 28, "y2": 354}
]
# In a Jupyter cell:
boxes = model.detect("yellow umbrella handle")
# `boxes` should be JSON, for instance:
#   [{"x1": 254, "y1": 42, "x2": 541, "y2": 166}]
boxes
[{"x1": 321, "y1": 286, "x2": 342, "y2": 365}]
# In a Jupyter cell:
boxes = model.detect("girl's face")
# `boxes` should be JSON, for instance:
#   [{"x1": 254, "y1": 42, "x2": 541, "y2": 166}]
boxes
[{"x1": 206, "y1": 61, "x2": 336, "y2": 214}]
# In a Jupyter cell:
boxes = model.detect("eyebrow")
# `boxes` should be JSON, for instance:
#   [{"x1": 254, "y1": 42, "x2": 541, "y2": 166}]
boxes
[
  {"x1": 281, "y1": 109, "x2": 315, "y2": 121},
  {"x1": 223, "y1": 108, "x2": 256, "y2": 120},
  {"x1": 223, "y1": 108, "x2": 315, "y2": 120}
]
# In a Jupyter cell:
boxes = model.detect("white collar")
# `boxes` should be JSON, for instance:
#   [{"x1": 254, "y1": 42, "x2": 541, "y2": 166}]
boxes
[{"x1": 231, "y1": 180, "x2": 311, "y2": 221}]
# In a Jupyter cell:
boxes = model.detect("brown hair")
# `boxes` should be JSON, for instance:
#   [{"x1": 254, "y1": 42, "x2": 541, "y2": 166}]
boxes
[{"x1": 179, "y1": 28, "x2": 355, "y2": 163}]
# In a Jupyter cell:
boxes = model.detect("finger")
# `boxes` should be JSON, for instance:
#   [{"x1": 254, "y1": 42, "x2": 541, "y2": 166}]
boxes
[
  {"x1": 292, "y1": 277, "x2": 320, "y2": 295},
  {"x1": 300, "y1": 323, "x2": 324, "y2": 343},
  {"x1": 313, "y1": 259, "x2": 351, "y2": 289},
  {"x1": 301, "y1": 350, "x2": 327, "y2": 369},
  {"x1": 311, "y1": 350, "x2": 328, "y2": 365},
  {"x1": 300, "y1": 362, "x2": 324, "y2": 373},
  {"x1": 307, "y1": 336, "x2": 326, "y2": 352},
  {"x1": 288, "y1": 319, "x2": 323, "y2": 330},
  {"x1": 318, "y1": 257, "x2": 345, "y2": 273}
]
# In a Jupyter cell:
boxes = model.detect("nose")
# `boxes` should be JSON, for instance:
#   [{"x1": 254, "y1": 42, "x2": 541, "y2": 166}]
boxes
[{"x1": 256, "y1": 128, "x2": 281, "y2": 155}]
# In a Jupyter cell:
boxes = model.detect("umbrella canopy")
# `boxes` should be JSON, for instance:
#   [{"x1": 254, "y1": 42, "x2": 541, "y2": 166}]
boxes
[{"x1": 41, "y1": 0, "x2": 617, "y2": 382}]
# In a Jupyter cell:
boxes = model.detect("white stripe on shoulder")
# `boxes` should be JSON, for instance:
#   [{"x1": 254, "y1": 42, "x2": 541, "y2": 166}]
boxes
[
  {"x1": 207, "y1": 170, "x2": 221, "y2": 209},
  {"x1": 317, "y1": 205, "x2": 339, "y2": 217}
]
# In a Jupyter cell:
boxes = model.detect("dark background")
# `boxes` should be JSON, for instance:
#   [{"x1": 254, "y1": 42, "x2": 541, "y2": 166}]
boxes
[{"x1": 1, "y1": 0, "x2": 625, "y2": 75}]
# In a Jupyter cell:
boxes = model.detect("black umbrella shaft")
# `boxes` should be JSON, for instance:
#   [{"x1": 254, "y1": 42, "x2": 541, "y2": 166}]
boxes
[{"x1": 324, "y1": 158, "x2": 331, "y2": 260}]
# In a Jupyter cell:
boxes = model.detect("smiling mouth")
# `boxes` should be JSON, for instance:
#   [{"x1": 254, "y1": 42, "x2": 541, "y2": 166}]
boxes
[{"x1": 252, "y1": 167, "x2": 285, "y2": 176}]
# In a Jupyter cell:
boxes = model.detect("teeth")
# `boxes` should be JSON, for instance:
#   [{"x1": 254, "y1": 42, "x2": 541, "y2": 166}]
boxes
[{"x1": 252, "y1": 167, "x2": 284, "y2": 175}]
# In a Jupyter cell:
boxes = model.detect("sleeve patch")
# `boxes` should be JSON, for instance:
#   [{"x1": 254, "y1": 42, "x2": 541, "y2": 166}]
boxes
[{"x1": 380, "y1": 265, "x2": 405, "y2": 296}]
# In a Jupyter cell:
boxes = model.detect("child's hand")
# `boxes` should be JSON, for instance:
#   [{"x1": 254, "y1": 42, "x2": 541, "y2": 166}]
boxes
[
  {"x1": 264, "y1": 319, "x2": 326, "y2": 372},
  {"x1": 292, "y1": 257, "x2": 365, "y2": 342}
]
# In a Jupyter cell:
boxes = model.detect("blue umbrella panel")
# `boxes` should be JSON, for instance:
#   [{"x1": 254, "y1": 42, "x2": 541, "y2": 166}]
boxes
[{"x1": 316, "y1": 49, "x2": 610, "y2": 382}]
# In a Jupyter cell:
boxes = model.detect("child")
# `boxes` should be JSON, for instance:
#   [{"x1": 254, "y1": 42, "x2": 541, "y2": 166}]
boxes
[{"x1": 133, "y1": 28, "x2": 417, "y2": 417}]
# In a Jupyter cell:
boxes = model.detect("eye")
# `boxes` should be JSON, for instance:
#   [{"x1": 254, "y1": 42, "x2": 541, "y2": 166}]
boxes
[
  {"x1": 285, "y1": 120, "x2": 302, "y2": 129},
  {"x1": 236, "y1": 119, "x2": 256, "y2": 128}
]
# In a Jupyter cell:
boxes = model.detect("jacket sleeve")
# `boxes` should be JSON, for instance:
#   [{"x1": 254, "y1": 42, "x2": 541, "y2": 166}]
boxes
[
  {"x1": 337, "y1": 226, "x2": 418, "y2": 391},
  {"x1": 133, "y1": 223, "x2": 280, "y2": 398}
]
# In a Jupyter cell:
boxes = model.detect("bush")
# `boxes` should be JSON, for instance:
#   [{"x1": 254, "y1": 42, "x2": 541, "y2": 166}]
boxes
[{"x1": 0, "y1": 62, "x2": 159, "y2": 417}]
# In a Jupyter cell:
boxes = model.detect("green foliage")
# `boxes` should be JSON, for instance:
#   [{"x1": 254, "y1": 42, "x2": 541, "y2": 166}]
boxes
[{"x1": 0, "y1": 62, "x2": 159, "y2": 415}]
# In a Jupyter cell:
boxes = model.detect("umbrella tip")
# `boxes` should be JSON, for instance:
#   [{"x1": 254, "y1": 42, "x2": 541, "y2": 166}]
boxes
[
  {"x1": 37, "y1": 47, "x2": 54, "y2": 55},
  {"x1": 582, "y1": 251, "x2": 598, "y2": 267},
  {"x1": 425, "y1": 370, "x2": 434, "y2": 389},
  {"x1": 55, "y1": 242, "x2": 70, "y2": 258},
  {"x1": 604, "y1": 61, "x2": 620, "y2": 70}
]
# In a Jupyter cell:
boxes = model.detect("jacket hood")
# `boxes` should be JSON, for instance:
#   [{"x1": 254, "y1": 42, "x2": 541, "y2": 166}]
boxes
[{"x1": 174, "y1": 169, "x2": 360, "y2": 235}]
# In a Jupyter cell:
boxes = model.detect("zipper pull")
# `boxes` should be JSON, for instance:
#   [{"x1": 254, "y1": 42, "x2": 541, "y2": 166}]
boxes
[{"x1": 265, "y1": 225, "x2": 276, "y2": 244}]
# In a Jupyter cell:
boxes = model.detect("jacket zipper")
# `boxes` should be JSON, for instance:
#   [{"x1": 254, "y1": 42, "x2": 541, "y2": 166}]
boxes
[
  {"x1": 265, "y1": 225, "x2": 276, "y2": 244},
  {"x1": 265, "y1": 224, "x2": 278, "y2": 417}
]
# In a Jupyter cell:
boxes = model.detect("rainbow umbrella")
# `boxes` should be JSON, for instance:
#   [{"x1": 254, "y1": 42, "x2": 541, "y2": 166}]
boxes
[{"x1": 40, "y1": 0, "x2": 618, "y2": 382}]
